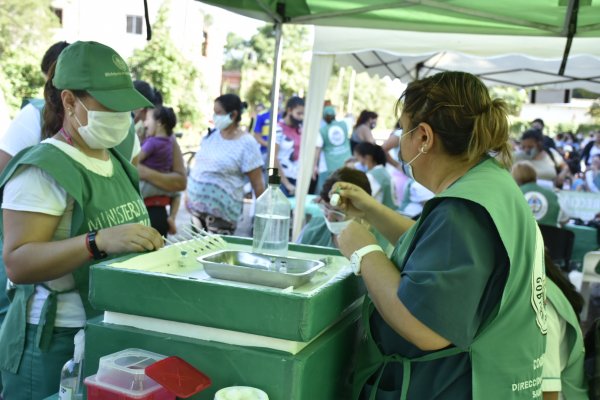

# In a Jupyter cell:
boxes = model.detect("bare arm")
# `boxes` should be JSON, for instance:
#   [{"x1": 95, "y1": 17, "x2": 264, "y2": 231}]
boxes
[
  {"x1": 358, "y1": 125, "x2": 375, "y2": 143},
  {"x1": 274, "y1": 143, "x2": 294, "y2": 193},
  {"x1": 253, "y1": 133, "x2": 268, "y2": 148},
  {"x1": 137, "y1": 140, "x2": 186, "y2": 192},
  {"x1": 313, "y1": 147, "x2": 322, "y2": 180},
  {"x1": 0, "y1": 150, "x2": 13, "y2": 175},
  {"x1": 543, "y1": 392, "x2": 558, "y2": 400},
  {"x1": 3, "y1": 210, "x2": 163, "y2": 283},
  {"x1": 338, "y1": 224, "x2": 450, "y2": 351},
  {"x1": 247, "y1": 167, "x2": 265, "y2": 197}
]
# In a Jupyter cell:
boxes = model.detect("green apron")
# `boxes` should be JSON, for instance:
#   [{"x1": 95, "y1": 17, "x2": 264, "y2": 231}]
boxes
[
  {"x1": 320, "y1": 121, "x2": 352, "y2": 173},
  {"x1": 0, "y1": 143, "x2": 150, "y2": 375},
  {"x1": 368, "y1": 166, "x2": 397, "y2": 210},
  {"x1": 520, "y1": 182, "x2": 561, "y2": 227},
  {"x1": 352, "y1": 158, "x2": 546, "y2": 400},
  {"x1": 545, "y1": 280, "x2": 589, "y2": 399}
]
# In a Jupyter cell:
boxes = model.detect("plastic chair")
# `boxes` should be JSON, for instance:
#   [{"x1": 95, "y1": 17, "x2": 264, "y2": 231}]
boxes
[
  {"x1": 538, "y1": 223, "x2": 575, "y2": 270},
  {"x1": 580, "y1": 251, "x2": 600, "y2": 321}
]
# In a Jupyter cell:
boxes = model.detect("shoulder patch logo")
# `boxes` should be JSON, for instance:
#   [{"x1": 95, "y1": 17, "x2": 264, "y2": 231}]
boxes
[{"x1": 112, "y1": 54, "x2": 128, "y2": 72}]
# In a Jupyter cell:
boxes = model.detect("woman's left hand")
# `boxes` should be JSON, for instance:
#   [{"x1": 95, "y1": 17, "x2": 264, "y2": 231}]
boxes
[{"x1": 337, "y1": 221, "x2": 377, "y2": 259}]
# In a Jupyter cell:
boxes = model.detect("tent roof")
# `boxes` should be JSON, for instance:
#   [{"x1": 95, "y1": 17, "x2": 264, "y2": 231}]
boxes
[
  {"x1": 313, "y1": 25, "x2": 600, "y2": 91},
  {"x1": 197, "y1": 0, "x2": 600, "y2": 37}
]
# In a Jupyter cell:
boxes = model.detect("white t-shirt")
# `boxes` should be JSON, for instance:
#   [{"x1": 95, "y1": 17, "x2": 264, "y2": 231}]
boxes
[
  {"x1": 0, "y1": 104, "x2": 140, "y2": 159},
  {"x1": 0, "y1": 104, "x2": 42, "y2": 156},
  {"x1": 2, "y1": 138, "x2": 114, "y2": 327},
  {"x1": 541, "y1": 301, "x2": 567, "y2": 399}
]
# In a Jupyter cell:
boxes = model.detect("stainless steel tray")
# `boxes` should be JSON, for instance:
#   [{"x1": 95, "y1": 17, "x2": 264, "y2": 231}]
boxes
[{"x1": 197, "y1": 250, "x2": 325, "y2": 288}]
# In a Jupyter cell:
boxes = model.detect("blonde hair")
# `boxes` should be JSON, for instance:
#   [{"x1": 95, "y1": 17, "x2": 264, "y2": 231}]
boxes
[
  {"x1": 397, "y1": 71, "x2": 512, "y2": 169},
  {"x1": 511, "y1": 161, "x2": 537, "y2": 185}
]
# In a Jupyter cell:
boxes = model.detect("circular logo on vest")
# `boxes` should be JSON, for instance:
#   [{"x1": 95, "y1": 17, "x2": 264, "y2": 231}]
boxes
[
  {"x1": 112, "y1": 54, "x2": 128, "y2": 72},
  {"x1": 327, "y1": 125, "x2": 346, "y2": 146},
  {"x1": 524, "y1": 191, "x2": 548, "y2": 221}
]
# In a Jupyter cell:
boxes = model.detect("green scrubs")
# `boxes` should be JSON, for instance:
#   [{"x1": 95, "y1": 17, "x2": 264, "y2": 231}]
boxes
[
  {"x1": 353, "y1": 157, "x2": 546, "y2": 400},
  {"x1": 0, "y1": 143, "x2": 150, "y2": 400},
  {"x1": 368, "y1": 166, "x2": 396, "y2": 210},
  {"x1": 520, "y1": 182, "x2": 562, "y2": 226}
]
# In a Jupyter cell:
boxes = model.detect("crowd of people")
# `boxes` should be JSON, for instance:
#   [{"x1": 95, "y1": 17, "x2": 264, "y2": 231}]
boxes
[{"x1": 0, "y1": 39, "x2": 598, "y2": 400}]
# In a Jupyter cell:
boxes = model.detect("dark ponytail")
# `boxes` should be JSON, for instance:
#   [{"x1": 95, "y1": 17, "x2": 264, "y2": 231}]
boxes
[
  {"x1": 354, "y1": 142, "x2": 387, "y2": 166},
  {"x1": 545, "y1": 252, "x2": 584, "y2": 320},
  {"x1": 43, "y1": 62, "x2": 87, "y2": 139},
  {"x1": 153, "y1": 106, "x2": 177, "y2": 136}
]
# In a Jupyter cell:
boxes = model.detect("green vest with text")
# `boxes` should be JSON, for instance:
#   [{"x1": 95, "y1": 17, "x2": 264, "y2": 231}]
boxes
[
  {"x1": 520, "y1": 182, "x2": 561, "y2": 227},
  {"x1": 368, "y1": 166, "x2": 397, "y2": 210},
  {"x1": 320, "y1": 121, "x2": 352, "y2": 173},
  {"x1": 353, "y1": 157, "x2": 546, "y2": 400},
  {"x1": 0, "y1": 143, "x2": 149, "y2": 374}
]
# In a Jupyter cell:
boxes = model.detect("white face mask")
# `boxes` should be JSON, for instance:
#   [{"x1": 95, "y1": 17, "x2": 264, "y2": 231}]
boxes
[
  {"x1": 324, "y1": 218, "x2": 354, "y2": 235},
  {"x1": 74, "y1": 98, "x2": 131, "y2": 149},
  {"x1": 399, "y1": 125, "x2": 423, "y2": 181},
  {"x1": 213, "y1": 113, "x2": 233, "y2": 131}
]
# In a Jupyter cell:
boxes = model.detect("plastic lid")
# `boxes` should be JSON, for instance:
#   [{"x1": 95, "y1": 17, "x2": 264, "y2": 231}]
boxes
[
  {"x1": 267, "y1": 168, "x2": 281, "y2": 185},
  {"x1": 145, "y1": 356, "x2": 211, "y2": 398}
]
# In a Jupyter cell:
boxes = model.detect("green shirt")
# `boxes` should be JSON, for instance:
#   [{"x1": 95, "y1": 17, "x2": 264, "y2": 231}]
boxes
[
  {"x1": 368, "y1": 166, "x2": 397, "y2": 210},
  {"x1": 319, "y1": 120, "x2": 352, "y2": 173}
]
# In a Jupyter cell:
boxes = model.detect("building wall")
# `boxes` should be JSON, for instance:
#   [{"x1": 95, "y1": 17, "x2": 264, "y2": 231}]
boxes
[{"x1": 50, "y1": 0, "x2": 224, "y2": 103}]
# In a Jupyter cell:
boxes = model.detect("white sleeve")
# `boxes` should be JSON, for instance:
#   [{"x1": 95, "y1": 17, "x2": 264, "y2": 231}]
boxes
[
  {"x1": 315, "y1": 131, "x2": 323, "y2": 148},
  {"x1": 2, "y1": 165, "x2": 68, "y2": 215},
  {"x1": 275, "y1": 125, "x2": 284, "y2": 146},
  {"x1": 367, "y1": 173, "x2": 382, "y2": 202},
  {"x1": 541, "y1": 301, "x2": 565, "y2": 393},
  {"x1": 586, "y1": 170, "x2": 599, "y2": 192},
  {"x1": 131, "y1": 133, "x2": 141, "y2": 160},
  {"x1": 0, "y1": 105, "x2": 42, "y2": 156},
  {"x1": 411, "y1": 182, "x2": 435, "y2": 203}
]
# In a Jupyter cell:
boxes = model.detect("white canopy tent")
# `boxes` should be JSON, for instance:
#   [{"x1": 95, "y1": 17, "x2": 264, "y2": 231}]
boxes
[{"x1": 291, "y1": 26, "x2": 600, "y2": 238}]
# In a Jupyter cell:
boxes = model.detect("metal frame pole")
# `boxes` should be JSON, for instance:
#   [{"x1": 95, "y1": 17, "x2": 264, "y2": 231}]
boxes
[{"x1": 265, "y1": 22, "x2": 284, "y2": 170}]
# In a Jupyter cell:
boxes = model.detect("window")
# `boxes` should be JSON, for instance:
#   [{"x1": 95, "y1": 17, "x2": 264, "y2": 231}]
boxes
[
  {"x1": 51, "y1": 7, "x2": 63, "y2": 26},
  {"x1": 126, "y1": 15, "x2": 143, "y2": 35},
  {"x1": 202, "y1": 31, "x2": 208, "y2": 56}
]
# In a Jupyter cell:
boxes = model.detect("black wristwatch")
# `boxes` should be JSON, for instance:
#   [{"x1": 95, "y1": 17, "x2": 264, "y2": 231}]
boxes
[{"x1": 86, "y1": 230, "x2": 108, "y2": 260}]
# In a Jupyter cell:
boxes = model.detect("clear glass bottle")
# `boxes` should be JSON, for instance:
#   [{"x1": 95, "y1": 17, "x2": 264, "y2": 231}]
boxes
[
  {"x1": 252, "y1": 169, "x2": 291, "y2": 257},
  {"x1": 59, "y1": 329, "x2": 85, "y2": 400}
]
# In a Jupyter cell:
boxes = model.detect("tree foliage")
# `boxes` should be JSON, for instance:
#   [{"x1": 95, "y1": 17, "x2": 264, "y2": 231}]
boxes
[
  {"x1": 0, "y1": 0, "x2": 58, "y2": 114},
  {"x1": 588, "y1": 99, "x2": 600, "y2": 122},
  {"x1": 128, "y1": 1, "x2": 204, "y2": 129},
  {"x1": 489, "y1": 86, "x2": 527, "y2": 116}
]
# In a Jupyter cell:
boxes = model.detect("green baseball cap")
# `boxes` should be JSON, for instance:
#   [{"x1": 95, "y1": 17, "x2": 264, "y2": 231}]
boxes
[
  {"x1": 323, "y1": 106, "x2": 336, "y2": 117},
  {"x1": 52, "y1": 41, "x2": 153, "y2": 112}
]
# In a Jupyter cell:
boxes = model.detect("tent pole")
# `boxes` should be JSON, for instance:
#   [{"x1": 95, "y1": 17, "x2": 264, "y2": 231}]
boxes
[
  {"x1": 559, "y1": 0, "x2": 579, "y2": 75},
  {"x1": 266, "y1": 22, "x2": 284, "y2": 170}
]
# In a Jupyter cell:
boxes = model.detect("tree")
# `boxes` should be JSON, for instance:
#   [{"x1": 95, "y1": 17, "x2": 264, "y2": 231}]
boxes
[
  {"x1": 223, "y1": 32, "x2": 246, "y2": 71},
  {"x1": 129, "y1": 1, "x2": 205, "y2": 130},
  {"x1": 239, "y1": 24, "x2": 312, "y2": 108},
  {"x1": 588, "y1": 99, "x2": 600, "y2": 122},
  {"x1": 0, "y1": 0, "x2": 58, "y2": 114},
  {"x1": 489, "y1": 86, "x2": 527, "y2": 116}
]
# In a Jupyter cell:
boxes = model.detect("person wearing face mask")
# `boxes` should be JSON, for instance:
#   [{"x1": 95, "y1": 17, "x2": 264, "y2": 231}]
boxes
[
  {"x1": 187, "y1": 94, "x2": 265, "y2": 234},
  {"x1": 314, "y1": 106, "x2": 353, "y2": 193},
  {"x1": 0, "y1": 41, "x2": 164, "y2": 400},
  {"x1": 298, "y1": 167, "x2": 391, "y2": 254},
  {"x1": 274, "y1": 96, "x2": 305, "y2": 197},
  {"x1": 515, "y1": 128, "x2": 570, "y2": 188},
  {"x1": 331, "y1": 71, "x2": 543, "y2": 399},
  {"x1": 354, "y1": 142, "x2": 397, "y2": 210},
  {"x1": 350, "y1": 110, "x2": 378, "y2": 153}
]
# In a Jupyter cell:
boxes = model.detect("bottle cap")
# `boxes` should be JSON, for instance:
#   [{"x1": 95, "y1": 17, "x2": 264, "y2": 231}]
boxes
[{"x1": 267, "y1": 168, "x2": 281, "y2": 185}]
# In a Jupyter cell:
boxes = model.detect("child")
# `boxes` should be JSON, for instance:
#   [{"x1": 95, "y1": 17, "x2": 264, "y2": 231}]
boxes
[{"x1": 139, "y1": 106, "x2": 181, "y2": 235}]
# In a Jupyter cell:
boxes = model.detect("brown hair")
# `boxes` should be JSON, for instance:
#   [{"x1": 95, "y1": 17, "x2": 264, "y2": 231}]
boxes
[
  {"x1": 397, "y1": 71, "x2": 511, "y2": 169},
  {"x1": 42, "y1": 62, "x2": 87, "y2": 139},
  {"x1": 511, "y1": 161, "x2": 537, "y2": 185},
  {"x1": 320, "y1": 167, "x2": 371, "y2": 202}
]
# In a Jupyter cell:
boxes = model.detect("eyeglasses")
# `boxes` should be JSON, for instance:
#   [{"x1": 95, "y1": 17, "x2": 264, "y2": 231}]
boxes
[{"x1": 318, "y1": 203, "x2": 347, "y2": 222}]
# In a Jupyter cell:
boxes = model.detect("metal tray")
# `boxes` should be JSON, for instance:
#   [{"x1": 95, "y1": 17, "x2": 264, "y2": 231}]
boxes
[{"x1": 197, "y1": 250, "x2": 325, "y2": 289}]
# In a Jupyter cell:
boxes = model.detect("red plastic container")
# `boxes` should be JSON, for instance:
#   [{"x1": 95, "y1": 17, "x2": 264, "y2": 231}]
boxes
[
  {"x1": 85, "y1": 374, "x2": 175, "y2": 400},
  {"x1": 145, "y1": 356, "x2": 211, "y2": 398}
]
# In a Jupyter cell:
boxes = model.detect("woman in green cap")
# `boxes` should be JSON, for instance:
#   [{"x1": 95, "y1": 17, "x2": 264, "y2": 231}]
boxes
[
  {"x1": 333, "y1": 71, "x2": 545, "y2": 399},
  {"x1": 0, "y1": 41, "x2": 163, "y2": 400}
]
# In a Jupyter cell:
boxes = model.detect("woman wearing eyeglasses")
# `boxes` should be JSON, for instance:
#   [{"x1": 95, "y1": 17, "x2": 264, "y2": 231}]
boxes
[{"x1": 333, "y1": 72, "x2": 544, "y2": 399}]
